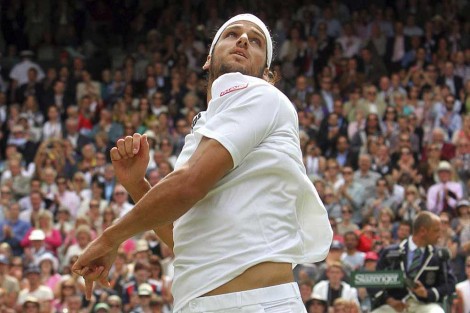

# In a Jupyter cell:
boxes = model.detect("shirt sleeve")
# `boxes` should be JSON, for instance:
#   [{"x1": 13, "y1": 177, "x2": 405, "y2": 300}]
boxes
[{"x1": 196, "y1": 83, "x2": 284, "y2": 168}]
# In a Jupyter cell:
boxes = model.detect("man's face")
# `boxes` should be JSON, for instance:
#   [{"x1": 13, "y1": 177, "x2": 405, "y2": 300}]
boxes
[
  {"x1": 327, "y1": 266, "x2": 343, "y2": 283},
  {"x1": 206, "y1": 20, "x2": 267, "y2": 81},
  {"x1": 424, "y1": 219, "x2": 441, "y2": 246},
  {"x1": 397, "y1": 225, "x2": 411, "y2": 240},
  {"x1": 344, "y1": 234, "x2": 358, "y2": 250}
]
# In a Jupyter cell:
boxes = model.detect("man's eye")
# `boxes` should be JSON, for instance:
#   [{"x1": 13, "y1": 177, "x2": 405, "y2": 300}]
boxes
[
  {"x1": 251, "y1": 38, "x2": 261, "y2": 46},
  {"x1": 227, "y1": 32, "x2": 237, "y2": 38}
]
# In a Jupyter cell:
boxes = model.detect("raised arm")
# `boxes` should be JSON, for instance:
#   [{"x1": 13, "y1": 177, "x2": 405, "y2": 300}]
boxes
[
  {"x1": 72, "y1": 134, "x2": 233, "y2": 298},
  {"x1": 109, "y1": 134, "x2": 174, "y2": 248}
]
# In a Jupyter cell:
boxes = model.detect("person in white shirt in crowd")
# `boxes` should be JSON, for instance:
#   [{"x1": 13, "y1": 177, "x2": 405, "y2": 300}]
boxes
[
  {"x1": 341, "y1": 231, "x2": 365, "y2": 270},
  {"x1": 312, "y1": 262, "x2": 359, "y2": 307},
  {"x1": 427, "y1": 161, "x2": 463, "y2": 215},
  {"x1": 41, "y1": 106, "x2": 62, "y2": 141},
  {"x1": 454, "y1": 255, "x2": 470, "y2": 313},
  {"x1": 8, "y1": 51, "x2": 45, "y2": 97},
  {"x1": 110, "y1": 185, "x2": 133, "y2": 218}
]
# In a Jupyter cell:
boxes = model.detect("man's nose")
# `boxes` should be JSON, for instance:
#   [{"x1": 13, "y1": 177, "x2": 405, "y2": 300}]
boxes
[{"x1": 236, "y1": 33, "x2": 249, "y2": 48}]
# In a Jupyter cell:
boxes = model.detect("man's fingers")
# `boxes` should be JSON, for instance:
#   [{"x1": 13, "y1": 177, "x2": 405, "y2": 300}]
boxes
[
  {"x1": 110, "y1": 147, "x2": 122, "y2": 162},
  {"x1": 133, "y1": 133, "x2": 141, "y2": 155},
  {"x1": 140, "y1": 134, "x2": 150, "y2": 155},
  {"x1": 97, "y1": 268, "x2": 111, "y2": 287},
  {"x1": 116, "y1": 139, "x2": 127, "y2": 159},
  {"x1": 85, "y1": 278, "x2": 94, "y2": 300},
  {"x1": 124, "y1": 136, "x2": 134, "y2": 157}
]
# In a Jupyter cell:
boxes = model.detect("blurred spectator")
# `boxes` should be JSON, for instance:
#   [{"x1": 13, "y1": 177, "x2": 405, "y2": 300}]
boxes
[
  {"x1": 0, "y1": 203, "x2": 31, "y2": 256},
  {"x1": 312, "y1": 262, "x2": 359, "y2": 307},
  {"x1": 0, "y1": 255, "x2": 19, "y2": 308},
  {"x1": 340, "y1": 232, "x2": 365, "y2": 270},
  {"x1": 17, "y1": 265, "x2": 53, "y2": 308},
  {"x1": 426, "y1": 161, "x2": 463, "y2": 214},
  {"x1": 305, "y1": 294, "x2": 328, "y2": 313}
]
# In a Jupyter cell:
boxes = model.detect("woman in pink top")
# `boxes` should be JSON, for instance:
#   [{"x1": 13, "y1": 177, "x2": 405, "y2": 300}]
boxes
[
  {"x1": 37, "y1": 252, "x2": 61, "y2": 291},
  {"x1": 21, "y1": 210, "x2": 62, "y2": 254}
]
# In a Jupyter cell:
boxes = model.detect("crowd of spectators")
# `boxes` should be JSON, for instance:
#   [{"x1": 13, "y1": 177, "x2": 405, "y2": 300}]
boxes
[{"x1": 0, "y1": 0, "x2": 469, "y2": 312}]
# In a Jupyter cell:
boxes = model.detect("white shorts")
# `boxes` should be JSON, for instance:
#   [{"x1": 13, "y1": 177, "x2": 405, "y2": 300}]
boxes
[{"x1": 176, "y1": 282, "x2": 307, "y2": 313}]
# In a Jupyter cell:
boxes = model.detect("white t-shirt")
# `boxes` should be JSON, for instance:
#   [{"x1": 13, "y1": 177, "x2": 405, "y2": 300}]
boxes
[
  {"x1": 171, "y1": 73, "x2": 332, "y2": 311},
  {"x1": 456, "y1": 280, "x2": 470, "y2": 313}
]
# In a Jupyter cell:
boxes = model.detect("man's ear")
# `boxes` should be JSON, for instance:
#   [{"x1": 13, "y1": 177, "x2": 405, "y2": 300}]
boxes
[{"x1": 202, "y1": 55, "x2": 211, "y2": 70}]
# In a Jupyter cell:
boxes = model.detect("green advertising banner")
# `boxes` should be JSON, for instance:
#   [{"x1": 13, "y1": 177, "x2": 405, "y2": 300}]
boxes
[{"x1": 351, "y1": 271, "x2": 404, "y2": 288}]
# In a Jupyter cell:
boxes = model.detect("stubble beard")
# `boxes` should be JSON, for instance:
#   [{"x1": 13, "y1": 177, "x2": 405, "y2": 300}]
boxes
[{"x1": 208, "y1": 55, "x2": 265, "y2": 84}]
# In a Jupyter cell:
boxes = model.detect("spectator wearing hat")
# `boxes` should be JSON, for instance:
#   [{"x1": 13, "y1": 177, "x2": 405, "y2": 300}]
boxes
[
  {"x1": 0, "y1": 254, "x2": 20, "y2": 308},
  {"x1": 452, "y1": 199, "x2": 470, "y2": 237},
  {"x1": 94, "y1": 302, "x2": 110, "y2": 313},
  {"x1": 35, "y1": 253, "x2": 60, "y2": 291},
  {"x1": 130, "y1": 283, "x2": 154, "y2": 313},
  {"x1": 17, "y1": 265, "x2": 53, "y2": 308},
  {"x1": 122, "y1": 261, "x2": 162, "y2": 312},
  {"x1": 134, "y1": 240, "x2": 150, "y2": 263},
  {"x1": 21, "y1": 296, "x2": 40, "y2": 313},
  {"x1": 22, "y1": 229, "x2": 48, "y2": 267},
  {"x1": 312, "y1": 262, "x2": 359, "y2": 307},
  {"x1": 426, "y1": 161, "x2": 463, "y2": 215},
  {"x1": 305, "y1": 294, "x2": 328, "y2": 313},
  {"x1": 0, "y1": 203, "x2": 31, "y2": 256},
  {"x1": 355, "y1": 252, "x2": 380, "y2": 313},
  {"x1": 107, "y1": 295, "x2": 123, "y2": 313},
  {"x1": 21, "y1": 211, "x2": 62, "y2": 256}
]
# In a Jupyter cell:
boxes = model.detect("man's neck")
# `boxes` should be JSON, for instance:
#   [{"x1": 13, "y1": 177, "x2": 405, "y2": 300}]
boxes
[
  {"x1": 411, "y1": 235, "x2": 425, "y2": 247},
  {"x1": 330, "y1": 281, "x2": 341, "y2": 289},
  {"x1": 346, "y1": 248, "x2": 356, "y2": 255}
]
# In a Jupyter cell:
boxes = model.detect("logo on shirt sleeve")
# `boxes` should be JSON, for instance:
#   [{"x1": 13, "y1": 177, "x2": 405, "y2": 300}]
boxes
[{"x1": 220, "y1": 83, "x2": 248, "y2": 97}]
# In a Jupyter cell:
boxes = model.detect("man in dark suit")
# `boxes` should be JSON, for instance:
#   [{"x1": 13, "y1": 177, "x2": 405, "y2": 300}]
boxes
[
  {"x1": 437, "y1": 61, "x2": 463, "y2": 97},
  {"x1": 385, "y1": 21, "x2": 410, "y2": 73},
  {"x1": 16, "y1": 68, "x2": 43, "y2": 109},
  {"x1": 41, "y1": 80, "x2": 74, "y2": 120},
  {"x1": 62, "y1": 117, "x2": 92, "y2": 156},
  {"x1": 372, "y1": 211, "x2": 456, "y2": 313}
]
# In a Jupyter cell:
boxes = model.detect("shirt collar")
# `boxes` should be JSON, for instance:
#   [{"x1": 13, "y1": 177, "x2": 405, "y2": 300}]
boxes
[{"x1": 408, "y1": 236, "x2": 424, "y2": 253}]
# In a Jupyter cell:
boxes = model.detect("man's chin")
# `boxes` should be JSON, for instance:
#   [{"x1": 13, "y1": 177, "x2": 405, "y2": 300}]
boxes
[{"x1": 219, "y1": 62, "x2": 249, "y2": 76}]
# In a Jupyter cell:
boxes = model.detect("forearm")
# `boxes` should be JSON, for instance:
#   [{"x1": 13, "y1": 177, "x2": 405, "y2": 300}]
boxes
[
  {"x1": 123, "y1": 178, "x2": 174, "y2": 249},
  {"x1": 124, "y1": 179, "x2": 151, "y2": 203},
  {"x1": 104, "y1": 167, "x2": 200, "y2": 245}
]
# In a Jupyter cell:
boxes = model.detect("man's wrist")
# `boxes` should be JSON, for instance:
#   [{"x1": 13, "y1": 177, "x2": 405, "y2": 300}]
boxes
[{"x1": 123, "y1": 179, "x2": 151, "y2": 201}]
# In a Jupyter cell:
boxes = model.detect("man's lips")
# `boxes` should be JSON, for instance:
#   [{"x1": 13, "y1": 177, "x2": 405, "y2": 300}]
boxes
[{"x1": 231, "y1": 50, "x2": 248, "y2": 59}]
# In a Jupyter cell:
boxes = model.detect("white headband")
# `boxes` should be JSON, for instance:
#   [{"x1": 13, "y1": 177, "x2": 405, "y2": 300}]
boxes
[{"x1": 208, "y1": 13, "x2": 273, "y2": 68}]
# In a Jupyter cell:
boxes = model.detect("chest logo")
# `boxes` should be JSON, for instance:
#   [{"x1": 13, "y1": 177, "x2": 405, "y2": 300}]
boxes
[{"x1": 220, "y1": 83, "x2": 248, "y2": 97}]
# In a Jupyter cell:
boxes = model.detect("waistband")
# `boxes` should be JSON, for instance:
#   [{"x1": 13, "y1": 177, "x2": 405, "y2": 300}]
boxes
[{"x1": 176, "y1": 282, "x2": 301, "y2": 313}]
